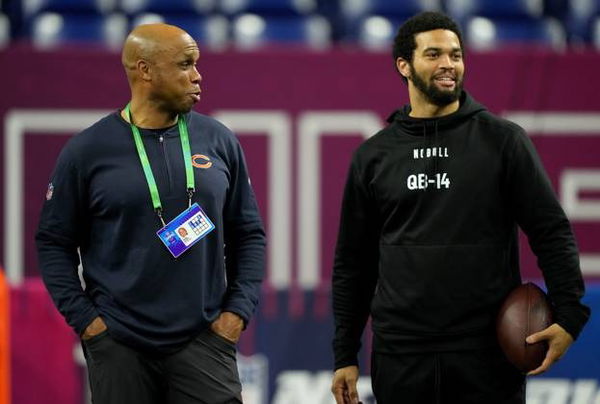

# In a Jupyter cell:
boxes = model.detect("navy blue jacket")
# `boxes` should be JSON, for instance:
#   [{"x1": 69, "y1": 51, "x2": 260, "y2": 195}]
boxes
[{"x1": 36, "y1": 110, "x2": 266, "y2": 353}]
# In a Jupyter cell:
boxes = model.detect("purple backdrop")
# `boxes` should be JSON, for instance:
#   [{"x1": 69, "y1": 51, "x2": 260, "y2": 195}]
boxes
[{"x1": 1, "y1": 46, "x2": 600, "y2": 404}]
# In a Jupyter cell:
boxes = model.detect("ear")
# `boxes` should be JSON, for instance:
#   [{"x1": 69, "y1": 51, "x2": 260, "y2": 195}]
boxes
[
  {"x1": 396, "y1": 57, "x2": 410, "y2": 80},
  {"x1": 137, "y1": 59, "x2": 152, "y2": 82}
]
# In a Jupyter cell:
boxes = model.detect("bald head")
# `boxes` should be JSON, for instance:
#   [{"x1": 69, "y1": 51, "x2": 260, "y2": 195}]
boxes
[
  {"x1": 121, "y1": 23, "x2": 202, "y2": 117},
  {"x1": 122, "y1": 24, "x2": 197, "y2": 77}
]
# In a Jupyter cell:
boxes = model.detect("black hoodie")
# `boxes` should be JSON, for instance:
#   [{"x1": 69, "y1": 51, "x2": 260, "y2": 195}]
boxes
[{"x1": 332, "y1": 91, "x2": 590, "y2": 369}]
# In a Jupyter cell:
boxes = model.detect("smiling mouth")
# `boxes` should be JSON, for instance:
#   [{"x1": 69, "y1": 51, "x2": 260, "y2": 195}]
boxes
[{"x1": 433, "y1": 76, "x2": 456, "y2": 88}]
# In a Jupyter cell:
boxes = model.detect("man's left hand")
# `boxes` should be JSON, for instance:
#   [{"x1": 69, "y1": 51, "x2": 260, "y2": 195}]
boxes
[
  {"x1": 526, "y1": 323, "x2": 574, "y2": 376},
  {"x1": 210, "y1": 311, "x2": 244, "y2": 343}
]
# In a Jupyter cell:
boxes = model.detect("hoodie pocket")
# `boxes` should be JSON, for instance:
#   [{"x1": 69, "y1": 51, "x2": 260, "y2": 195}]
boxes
[{"x1": 372, "y1": 243, "x2": 515, "y2": 335}]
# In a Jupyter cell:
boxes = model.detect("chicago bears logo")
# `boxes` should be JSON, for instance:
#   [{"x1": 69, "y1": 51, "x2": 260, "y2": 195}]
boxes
[{"x1": 192, "y1": 154, "x2": 212, "y2": 169}]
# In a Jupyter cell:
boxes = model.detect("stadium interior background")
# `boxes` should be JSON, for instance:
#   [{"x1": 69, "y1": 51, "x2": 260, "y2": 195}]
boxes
[{"x1": 0, "y1": 0, "x2": 599, "y2": 403}]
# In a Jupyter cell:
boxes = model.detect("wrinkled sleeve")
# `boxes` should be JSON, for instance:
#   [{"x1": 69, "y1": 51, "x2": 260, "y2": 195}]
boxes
[
  {"x1": 222, "y1": 138, "x2": 266, "y2": 325},
  {"x1": 35, "y1": 146, "x2": 99, "y2": 335},
  {"x1": 505, "y1": 129, "x2": 590, "y2": 339},
  {"x1": 332, "y1": 156, "x2": 380, "y2": 369}
]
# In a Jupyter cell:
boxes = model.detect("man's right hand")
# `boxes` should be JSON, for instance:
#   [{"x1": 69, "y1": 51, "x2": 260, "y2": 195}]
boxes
[
  {"x1": 81, "y1": 316, "x2": 107, "y2": 341},
  {"x1": 331, "y1": 365, "x2": 360, "y2": 404}
]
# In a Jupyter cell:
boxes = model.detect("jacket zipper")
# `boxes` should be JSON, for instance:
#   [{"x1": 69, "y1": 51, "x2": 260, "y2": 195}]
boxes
[{"x1": 159, "y1": 134, "x2": 174, "y2": 194}]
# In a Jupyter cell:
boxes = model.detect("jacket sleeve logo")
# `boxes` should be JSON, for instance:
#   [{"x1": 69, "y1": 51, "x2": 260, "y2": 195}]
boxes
[{"x1": 45, "y1": 183, "x2": 54, "y2": 200}]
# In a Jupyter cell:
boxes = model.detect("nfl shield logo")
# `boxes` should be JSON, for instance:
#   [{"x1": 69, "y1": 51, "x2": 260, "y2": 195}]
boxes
[{"x1": 46, "y1": 183, "x2": 54, "y2": 200}]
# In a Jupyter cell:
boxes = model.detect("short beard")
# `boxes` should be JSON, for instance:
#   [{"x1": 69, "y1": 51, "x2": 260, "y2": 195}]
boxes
[{"x1": 409, "y1": 64, "x2": 462, "y2": 106}]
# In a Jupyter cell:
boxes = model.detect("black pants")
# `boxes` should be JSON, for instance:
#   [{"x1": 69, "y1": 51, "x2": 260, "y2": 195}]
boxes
[
  {"x1": 371, "y1": 348, "x2": 525, "y2": 404},
  {"x1": 81, "y1": 329, "x2": 243, "y2": 404}
]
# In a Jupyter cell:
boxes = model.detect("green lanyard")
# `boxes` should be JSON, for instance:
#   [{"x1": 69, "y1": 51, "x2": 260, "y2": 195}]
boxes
[{"x1": 124, "y1": 103, "x2": 195, "y2": 226}]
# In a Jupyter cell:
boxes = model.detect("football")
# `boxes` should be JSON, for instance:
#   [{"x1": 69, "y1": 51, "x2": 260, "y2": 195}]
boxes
[{"x1": 496, "y1": 282, "x2": 553, "y2": 373}]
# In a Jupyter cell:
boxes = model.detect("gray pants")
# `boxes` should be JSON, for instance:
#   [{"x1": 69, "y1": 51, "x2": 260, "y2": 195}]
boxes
[{"x1": 81, "y1": 329, "x2": 243, "y2": 404}]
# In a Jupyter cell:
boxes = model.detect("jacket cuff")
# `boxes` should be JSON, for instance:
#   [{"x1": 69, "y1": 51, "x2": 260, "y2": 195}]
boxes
[
  {"x1": 333, "y1": 340, "x2": 361, "y2": 370},
  {"x1": 555, "y1": 304, "x2": 591, "y2": 340},
  {"x1": 72, "y1": 306, "x2": 101, "y2": 336},
  {"x1": 334, "y1": 356, "x2": 359, "y2": 371},
  {"x1": 221, "y1": 303, "x2": 252, "y2": 328}
]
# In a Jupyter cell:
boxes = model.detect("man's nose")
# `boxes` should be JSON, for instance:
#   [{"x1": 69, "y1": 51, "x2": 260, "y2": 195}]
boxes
[
  {"x1": 439, "y1": 54, "x2": 454, "y2": 69},
  {"x1": 191, "y1": 66, "x2": 202, "y2": 83}
]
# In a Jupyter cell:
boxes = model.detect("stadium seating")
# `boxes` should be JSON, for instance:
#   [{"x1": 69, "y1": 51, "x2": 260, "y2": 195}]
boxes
[
  {"x1": 354, "y1": 15, "x2": 401, "y2": 50},
  {"x1": 341, "y1": 0, "x2": 442, "y2": 20},
  {"x1": 31, "y1": 12, "x2": 127, "y2": 49},
  {"x1": 131, "y1": 13, "x2": 229, "y2": 49},
  {"x1": 340, "y1": 0, "x2": 441, "y2": 48},
  {"x1": 232, "y1": 13, "x2": 331, "y2": 50},
  {"x1": 543, "y1": 0, "x2": 569, "y2": 19},
  {"x1": 465, "y1": 16, "x2": 566, "y2": 50},
  {"x1": 445, "y1": 0, "x2": 565, "y2": 50},
  {"x1": 23, "y1": 0, "x2": 116, "y2": 16},
  {"x1": 3, "y1": 0, "x2": 599, "y2": 49},
  {"x1": 446, "y1": 0, "x2": 544, "y2": 21},
  {"x1": 595, "y1": 17, "x2": 600, "y2": 48},
  {"x1": 218, "y1": 0, "x2": 317, "y2": 16},
  {"x1": 122, "y1": 0, "x2": 228, "y2": 50},
  {"x1": 566, "y1": 0, "x2": 600, "y2": 44},
  {"x1": 222, "y1": 0, "x2": 329, "y2": 50},
  {"x1": 120, "y1": 0, "x2": 215, "y2": 15},
  {"x1": 0, "y1": 14, "x2": 9, "y2": 48},
  {"x1": 24, "y1": 0, "x2": 126, "y2": 49}
]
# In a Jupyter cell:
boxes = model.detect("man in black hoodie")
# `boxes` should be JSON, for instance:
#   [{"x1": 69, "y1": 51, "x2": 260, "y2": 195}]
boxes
[{"x1": 331, "y1": 12, "x2": 589, "y2": 404}]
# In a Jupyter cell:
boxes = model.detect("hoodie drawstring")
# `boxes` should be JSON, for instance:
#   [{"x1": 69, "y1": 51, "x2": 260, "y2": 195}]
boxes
[
  {"x1": 434, "y1": 120, "x2": 439, "y2": 174},
  {"x1": 422, "y1": 123, "x2": 431, "y2": 178},
  {"x1": 422, "y1": 120, "x2": 440, "y2": 178}
]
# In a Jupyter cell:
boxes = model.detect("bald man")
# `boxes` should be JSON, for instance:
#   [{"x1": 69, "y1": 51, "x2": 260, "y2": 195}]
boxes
[{"x1": 36, "y1": 24, "x2": 266, "y2": 404}]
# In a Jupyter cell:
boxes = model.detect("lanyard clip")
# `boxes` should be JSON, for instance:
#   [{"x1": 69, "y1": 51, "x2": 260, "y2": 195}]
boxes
[
  {"x1": 187, "y1": 189, "x2": 194, "y2": 208},
  {"x1": 156, "y1": 208, "x2": 167, "y2": 228}
]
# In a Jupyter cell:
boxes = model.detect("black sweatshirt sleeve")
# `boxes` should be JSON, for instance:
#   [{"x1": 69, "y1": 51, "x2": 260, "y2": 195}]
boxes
[
  {"x1": 35, "y1": 146, "x2": 99, "y2": 335},
  {"x1": 506, "y1": 129, "x2": 590, "y2": 339},
  {"x1": 222, "y1": 138, "x2": 266, "y2": 325},
  {"x1": 332, "y1": 156, "x2": 380, "y2": 370}
]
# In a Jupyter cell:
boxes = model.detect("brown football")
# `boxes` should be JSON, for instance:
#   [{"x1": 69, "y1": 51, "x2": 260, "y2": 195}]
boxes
[{"x1": 496, "y1": 283, "x2": 553, "y2": 373}]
